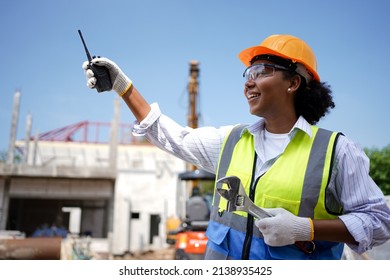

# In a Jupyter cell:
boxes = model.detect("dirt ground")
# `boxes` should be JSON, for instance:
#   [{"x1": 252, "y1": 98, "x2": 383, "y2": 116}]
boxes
[{"x1": 112, "y1": 245, "x2": 176, "y2": 260}]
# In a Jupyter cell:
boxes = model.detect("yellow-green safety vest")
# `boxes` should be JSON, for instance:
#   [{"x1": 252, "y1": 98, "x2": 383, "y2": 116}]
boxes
[{"x1": 205, "y1": 124, "x2": 343, "y2": 260}]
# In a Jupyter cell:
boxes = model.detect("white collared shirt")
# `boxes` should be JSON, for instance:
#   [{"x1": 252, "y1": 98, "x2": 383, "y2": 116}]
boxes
[{"x1": 132, "y1": 103, "x2": 390, "y2": 254}]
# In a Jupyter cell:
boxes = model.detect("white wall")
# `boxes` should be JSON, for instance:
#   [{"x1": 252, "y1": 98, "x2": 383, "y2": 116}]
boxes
[
  {"x1": 112, "y1": 145, "x2": 185, "y2": 254},
  {"x1": 7, "y1": 140, "x2": 186, "y2": 255}
]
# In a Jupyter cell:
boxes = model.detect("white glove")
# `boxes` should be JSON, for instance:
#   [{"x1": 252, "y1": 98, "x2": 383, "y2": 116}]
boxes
[
  {"x1": 82, "y1": 57, "x2": 132, "y2": 96},
  {"x1": 255, "y1": 208, "x2": 313, "y2": 247}
]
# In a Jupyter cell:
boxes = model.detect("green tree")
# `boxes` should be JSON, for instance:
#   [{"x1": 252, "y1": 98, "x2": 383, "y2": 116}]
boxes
[{"x1": 365, "y1": 145, "x2": 390, "y2": 195}]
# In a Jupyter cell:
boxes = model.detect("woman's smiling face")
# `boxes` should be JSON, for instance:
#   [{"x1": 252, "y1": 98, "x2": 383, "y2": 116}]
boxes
[{"x1": 243, "y1": 60, "x2": 293, "y2": 119}]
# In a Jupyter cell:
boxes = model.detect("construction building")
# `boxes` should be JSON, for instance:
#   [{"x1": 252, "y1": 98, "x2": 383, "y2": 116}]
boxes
[
  {"x1": 0, "y1": 62, "x2": 202, "y2": 259},
  {"x1": 0, "y1": 105, "x2": 187, "y2": 258}
]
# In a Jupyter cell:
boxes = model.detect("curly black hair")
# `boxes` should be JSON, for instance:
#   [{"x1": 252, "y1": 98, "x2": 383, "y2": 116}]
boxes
[
  {"x1": 283, "y1": 71, "x2": 335, "y2": 125},
  {"x1": 251, "y1": 55, "x2": 335, "y2": 125}
]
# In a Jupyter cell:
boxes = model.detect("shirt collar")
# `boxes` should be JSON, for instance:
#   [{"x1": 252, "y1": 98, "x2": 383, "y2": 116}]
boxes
[{"x1": 245, "y1": 116, "x2": 313, "y2": 139}]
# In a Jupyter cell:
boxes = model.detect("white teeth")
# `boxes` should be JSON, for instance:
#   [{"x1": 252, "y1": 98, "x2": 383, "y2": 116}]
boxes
[{"x1": 247, "y1": 93, "x2": 259, "y2": 99}]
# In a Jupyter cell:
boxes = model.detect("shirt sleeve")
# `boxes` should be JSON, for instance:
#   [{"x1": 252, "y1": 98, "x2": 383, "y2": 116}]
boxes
[
  {"x1": 333, "y1": 135, "x2": 390, "y2": 254},
  {"x1": 132, "y1": 103, "x2": 233, "y2": 173}
]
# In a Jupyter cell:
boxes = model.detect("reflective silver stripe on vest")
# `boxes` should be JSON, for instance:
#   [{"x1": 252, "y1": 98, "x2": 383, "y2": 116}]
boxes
[
  {"x1": 217, "y1": 124, "x2": 248, "y2": 179},
  {"x1": 210, "y1": 206, "x2": 264, "y2": 238},
  {"x1": 205, "y1": 247, "x2": 235, "y2": 260},
  {"x1": 298, "y1": 128, "x2": 333, "y2": 218},
  {"x1": 214, "y1": 124, "x2": 247, "y2": 207}
]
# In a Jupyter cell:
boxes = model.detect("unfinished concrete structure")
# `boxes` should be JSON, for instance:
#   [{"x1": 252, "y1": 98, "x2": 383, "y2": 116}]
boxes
[
  {"x1": 1, "y1": 61, "x2": 202, "y2": 258},
  {"x1": 0, "y1": 95, "x2": 187, "y2": 257}
]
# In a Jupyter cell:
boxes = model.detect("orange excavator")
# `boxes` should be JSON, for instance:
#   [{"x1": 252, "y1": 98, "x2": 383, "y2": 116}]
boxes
[{"x1": 167, "y1": 169, "x2": 214, "y2": 260}]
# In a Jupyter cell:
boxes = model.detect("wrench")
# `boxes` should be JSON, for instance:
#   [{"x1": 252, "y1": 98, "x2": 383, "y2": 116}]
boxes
[
  {"x1": 216, "y1": 175, "x2": 271, "y2": 219},
  {"x1": 216, "y1": 175, "x2": 315, "y2": 254}
]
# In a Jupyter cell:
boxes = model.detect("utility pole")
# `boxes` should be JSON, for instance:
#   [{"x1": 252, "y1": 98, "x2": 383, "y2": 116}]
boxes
[
  {"x1": 7, "y1": 90, "x2": 21, "y2": 164},
  {"x1": 109, "y1": 97, "x2": 120, "y2": 172},
  {"x1": 23, "y1": 113, "x2": 32, "y2": 164}
]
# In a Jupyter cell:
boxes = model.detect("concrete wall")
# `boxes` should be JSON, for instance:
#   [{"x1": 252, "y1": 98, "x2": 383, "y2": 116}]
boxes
[
  {"x1": 112, "y1": 145, "x2": 185, "y2": 254},
  {"x1": 0, "y1": 140, "x2": 186, "y2": 255}
]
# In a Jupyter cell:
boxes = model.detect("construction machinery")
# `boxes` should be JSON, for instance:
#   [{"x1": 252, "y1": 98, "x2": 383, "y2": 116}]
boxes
[{"x1": 169, "y1": 169, "x2": 214, "y2": 260}]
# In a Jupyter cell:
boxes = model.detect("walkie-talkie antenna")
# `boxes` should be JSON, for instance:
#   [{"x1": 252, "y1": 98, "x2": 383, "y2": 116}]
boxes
[{"x1": 78, "y1": 29, "x2": 92, "y2": 62}]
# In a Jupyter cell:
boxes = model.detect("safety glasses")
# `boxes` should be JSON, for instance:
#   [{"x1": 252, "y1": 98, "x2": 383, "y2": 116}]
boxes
[{"x1": 243, "y1": 63, "x2": 291, "y2": 81}]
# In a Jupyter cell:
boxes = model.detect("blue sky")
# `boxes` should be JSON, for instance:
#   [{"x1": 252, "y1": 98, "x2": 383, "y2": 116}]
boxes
[{"x1": 1, "y1": 0, "x2": 389, "y2": 153}]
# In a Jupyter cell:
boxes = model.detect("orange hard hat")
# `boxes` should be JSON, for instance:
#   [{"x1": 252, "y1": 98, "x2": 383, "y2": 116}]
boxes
[{"x1": 238, "y1": 34, "x2": 320, "y2": 82}]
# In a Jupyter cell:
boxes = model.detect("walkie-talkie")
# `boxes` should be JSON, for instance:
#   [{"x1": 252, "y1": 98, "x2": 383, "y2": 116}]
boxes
[{"x1": 78, "y1": 30, "x2": 112, "y2": 92}]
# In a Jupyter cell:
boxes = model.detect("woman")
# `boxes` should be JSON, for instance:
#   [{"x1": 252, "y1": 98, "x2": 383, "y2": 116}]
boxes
[{"x1": 83, "y1": 34, "x2": 390, "y2": 259}]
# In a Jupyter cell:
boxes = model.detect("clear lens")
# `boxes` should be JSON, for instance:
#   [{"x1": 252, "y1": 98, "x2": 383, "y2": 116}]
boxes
[{"x1": 243, "y1": 63, "x2": 290, "y2": 81}]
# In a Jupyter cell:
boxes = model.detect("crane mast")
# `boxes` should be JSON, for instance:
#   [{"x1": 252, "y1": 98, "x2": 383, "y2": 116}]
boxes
[
  {"x1": 187, "y1": 61, "x2": 200, "y2": 174},
  {"x1": 188, "y1": 60, "x2": 199, "y2": 129}
]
